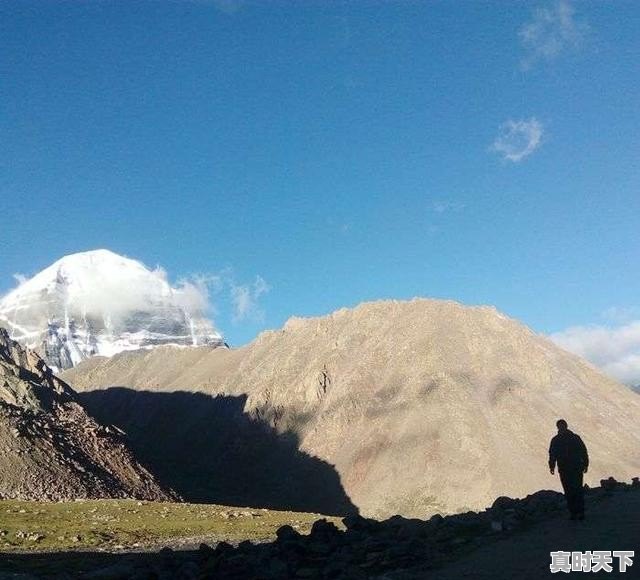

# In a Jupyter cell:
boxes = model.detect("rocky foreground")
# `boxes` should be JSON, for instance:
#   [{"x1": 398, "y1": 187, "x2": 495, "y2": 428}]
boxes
[{"x1": 3, "y1": 478, "x2": 638, "y2": 579}]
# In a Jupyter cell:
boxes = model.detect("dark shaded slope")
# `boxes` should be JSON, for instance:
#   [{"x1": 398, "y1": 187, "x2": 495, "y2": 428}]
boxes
[{"x1": 79, "y1": 387, "x2": 357, "y2": 516}]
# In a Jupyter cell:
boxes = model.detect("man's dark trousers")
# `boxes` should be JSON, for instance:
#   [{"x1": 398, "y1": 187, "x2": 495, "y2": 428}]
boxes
[{"x1": 559, "y1": 467, "x2": 584, "y2": 517}]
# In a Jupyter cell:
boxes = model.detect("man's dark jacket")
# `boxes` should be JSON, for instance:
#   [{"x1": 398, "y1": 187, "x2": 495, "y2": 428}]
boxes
[{"x1": 548, "y1": 430, "x2": 589, "y2": 473}]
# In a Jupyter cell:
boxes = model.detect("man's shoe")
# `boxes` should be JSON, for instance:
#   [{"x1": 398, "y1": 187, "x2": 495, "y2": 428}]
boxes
[
  {"x1": 577, "y1": 513, "x2": 585, "y2": 521},
  {"x1": 569, "y1": 514, "x2": 577, "y2": 521}
]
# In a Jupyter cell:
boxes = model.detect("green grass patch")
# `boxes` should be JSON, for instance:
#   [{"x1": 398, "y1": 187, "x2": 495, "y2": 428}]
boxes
[{"x1": 0, "y1": 499, "x2": 341, "y2": 553}]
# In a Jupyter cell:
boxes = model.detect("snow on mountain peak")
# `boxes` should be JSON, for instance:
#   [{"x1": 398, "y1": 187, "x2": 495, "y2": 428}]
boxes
[{"x1": 0, "y1": 250, "x2": 223, "y2": 369}]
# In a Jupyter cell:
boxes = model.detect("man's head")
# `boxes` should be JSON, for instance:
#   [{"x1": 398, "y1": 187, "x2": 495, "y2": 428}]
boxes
[{"x1": 556, "y1": 419, "x2": 568, "y2": 432}]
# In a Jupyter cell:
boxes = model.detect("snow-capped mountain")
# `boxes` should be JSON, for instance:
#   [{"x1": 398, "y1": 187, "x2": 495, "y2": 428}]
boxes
[{"x1": 0, "y1": 249, "x2": 223, "y2": 369}]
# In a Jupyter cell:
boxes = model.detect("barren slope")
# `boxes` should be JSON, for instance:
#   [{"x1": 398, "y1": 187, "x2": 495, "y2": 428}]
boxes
[
  {"x1": 63, "y1": 299, "x2": 640, "y2": 518},
  {"x1": 0, "y1": 328, "x2": 171, "y2": 501}
]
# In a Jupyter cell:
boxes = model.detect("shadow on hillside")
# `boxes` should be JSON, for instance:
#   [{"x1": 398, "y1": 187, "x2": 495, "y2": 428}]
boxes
[{"x1": 78, "y1": 388, "x2": 357, "y2": 516}]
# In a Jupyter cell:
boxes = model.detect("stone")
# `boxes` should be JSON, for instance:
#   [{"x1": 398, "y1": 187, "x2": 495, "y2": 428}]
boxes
[
  {"x1": 198, "y1": 543, "x2": 214, "y2": 555},
  {"x1": 276, "y1": 524, "x2": 301, "y2": 542},
  {"x1": 82, "y1": 564, "x2": 137, "y2": 580},
  {"x1": 308, "y1": 541, "x2": 332, "y2": 556},
  {"x1": 491, "y1": 496, "x2": 517, "y2": 511},
  {"x1": 310, "y1": 518, "x2": 340, "y2": 538},
  {"x1": 215, "y1": 540, "x2": 235, "y2": 555},
  {"x1": 176, "y1": 561, "x2": 199, "y2": 579},
  {"x1": 342, "y1": 514, "x2": 378, "y2": 532},
  {"x1": 266, "y1": 557, "x2": 288, "y2": 578}
]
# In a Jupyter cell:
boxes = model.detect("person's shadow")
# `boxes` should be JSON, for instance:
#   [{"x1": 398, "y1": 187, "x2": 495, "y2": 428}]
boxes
[{"x1": 79, "y1": 388, "x2": 357, "y2": 516}]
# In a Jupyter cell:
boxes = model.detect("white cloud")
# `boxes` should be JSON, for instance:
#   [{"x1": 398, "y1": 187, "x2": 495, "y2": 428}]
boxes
[
  {"x1": 174, "y1": 274, "x2": 223, "y2": 317},
  {"x1": 177, "y1": 270, "x2": 270, "y2": 326},
  {"x1": 0, "y1": 257, "x2": 224, "y2": 339},
  {"x1": 176, "y1": 270, "x2": 270, "y2": 326},
  {"x1": 12, "y1": 273, "x2": 27, "y2": 285},
  {"x1": 491, "y1": 118, "x2": 544, "y2": 163},
  {"x1": 550, "y1": 320, "x2": 640, "y2": 386},
  {"x1": 519, "y1": 0, "x2": 589, "y2": 69},
  {"x1": 230, "y1": 275, "x2": 270, "y2": 323}
]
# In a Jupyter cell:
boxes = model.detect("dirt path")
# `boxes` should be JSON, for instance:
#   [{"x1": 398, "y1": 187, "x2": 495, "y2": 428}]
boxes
[{"x1": 429, "y1": 490, "x2": 640, "y2": 579}]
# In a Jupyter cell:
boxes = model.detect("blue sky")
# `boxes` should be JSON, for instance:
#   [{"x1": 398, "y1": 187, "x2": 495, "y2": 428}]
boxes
[{"x1": 1, "y1": 1, "x2": 639, "y2": 378}]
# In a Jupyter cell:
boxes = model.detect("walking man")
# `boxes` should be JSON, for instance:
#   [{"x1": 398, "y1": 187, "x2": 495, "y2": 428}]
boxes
[{"x1": 549, "y1": 419, "x2": 589, "y2": 520}]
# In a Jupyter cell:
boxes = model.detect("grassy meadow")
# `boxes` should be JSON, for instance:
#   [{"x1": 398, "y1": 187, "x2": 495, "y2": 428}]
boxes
[{"x1": 0, "y1": 499, "x2": 339, "y2": 553}]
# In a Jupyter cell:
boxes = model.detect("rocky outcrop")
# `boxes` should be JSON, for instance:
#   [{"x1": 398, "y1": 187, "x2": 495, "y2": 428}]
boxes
[{"x1": 0, "y1": 327, "x2": 173, "y2": 501}]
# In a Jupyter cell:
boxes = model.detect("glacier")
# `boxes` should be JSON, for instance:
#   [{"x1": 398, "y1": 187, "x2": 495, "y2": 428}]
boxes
[{"x1": 0, "y1": 249, "x2": 224, "y2": 370}]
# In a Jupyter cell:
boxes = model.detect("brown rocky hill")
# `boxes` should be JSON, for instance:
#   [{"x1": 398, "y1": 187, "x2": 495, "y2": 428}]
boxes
[
  {"x1": 62, "y1": 299, "x2": 640, "y2": 518},
  {"x1": 0, "y1": 328, "x2": 171, "y2": 501}
]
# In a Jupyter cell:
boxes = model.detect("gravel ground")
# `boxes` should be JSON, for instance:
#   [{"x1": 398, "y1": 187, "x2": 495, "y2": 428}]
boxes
[{"x1": 428, "y1": 489, "x2": 640, "y2": 580}]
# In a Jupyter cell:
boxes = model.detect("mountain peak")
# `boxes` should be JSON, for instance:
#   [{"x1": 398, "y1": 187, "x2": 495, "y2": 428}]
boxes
[{"x1": 0, "y1": 250, "x2": 223, "y2": 369}]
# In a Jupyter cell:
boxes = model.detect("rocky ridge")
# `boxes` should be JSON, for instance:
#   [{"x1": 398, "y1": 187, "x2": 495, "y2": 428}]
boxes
[{"x1": 0, "y1": 327, "x2": 172, "y2": 501}]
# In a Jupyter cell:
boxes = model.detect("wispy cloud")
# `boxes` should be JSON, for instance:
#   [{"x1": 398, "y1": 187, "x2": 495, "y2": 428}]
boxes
[
  {"x1": 519, "y1": 0, "x2": 589, "y2": 69},
  {"x1": 430, "y1": 200, "x2": 466, "y2": 214},
  {"x1": 551, "y1": 320, "x2": 640, "y2": 386},
  {"x1": 491, "y1": 118, "x2": 544, "y2": 163},
  {"x1": 230, "y1": 275, "x2": 270, "y2": 323},
  {"x1": 180, "y1": 270, "x2": 270, "y2": 325},
  {"x1": 175, "y1": 273, "x2": 224, "y2": 318}
]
